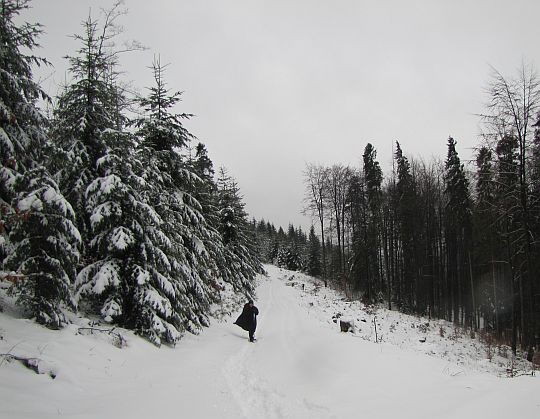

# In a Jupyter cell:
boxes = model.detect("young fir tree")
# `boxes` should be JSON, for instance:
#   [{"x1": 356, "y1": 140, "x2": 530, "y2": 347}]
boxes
[
  {"x1": 49, "y1": 3, "x2": 131, "y2": 243},
  {"x1": 1, "y1": 0, "x2": 80, "y2": 327}
]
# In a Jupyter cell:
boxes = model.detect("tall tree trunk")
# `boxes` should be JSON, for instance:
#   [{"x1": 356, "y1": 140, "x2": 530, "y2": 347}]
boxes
[{"x1": 469, "y1": 252, "x2": 477, "y2": 331}]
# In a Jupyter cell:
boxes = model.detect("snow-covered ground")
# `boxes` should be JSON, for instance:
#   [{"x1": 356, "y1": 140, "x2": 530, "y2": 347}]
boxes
[{"x1": 1, "y1": 265, "x2": 539, "y2": 419}]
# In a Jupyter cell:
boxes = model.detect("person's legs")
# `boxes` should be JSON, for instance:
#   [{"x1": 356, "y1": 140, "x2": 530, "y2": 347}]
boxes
[{"x1": 249, "y1": 329, "x2": 255, "y2": 342}]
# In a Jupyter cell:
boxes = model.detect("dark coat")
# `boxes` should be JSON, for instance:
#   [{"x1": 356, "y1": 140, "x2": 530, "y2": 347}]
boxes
[{"x1": 234, "y1": 303, "x2": 259, "y2": 332}]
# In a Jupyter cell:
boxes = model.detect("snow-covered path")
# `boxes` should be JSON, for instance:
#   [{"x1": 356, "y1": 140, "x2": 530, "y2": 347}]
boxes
[
  {"x1": 1, "y1": 265, "x2": 539, "y2": 418},
  {"x1": 217, "y1": 266, "x2": 539, "y2": 419}
]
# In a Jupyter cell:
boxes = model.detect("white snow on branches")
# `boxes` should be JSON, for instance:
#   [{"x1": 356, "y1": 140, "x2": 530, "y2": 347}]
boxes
[{"x1": 108, "y1": 227, "x2": 134, "y2": 251}]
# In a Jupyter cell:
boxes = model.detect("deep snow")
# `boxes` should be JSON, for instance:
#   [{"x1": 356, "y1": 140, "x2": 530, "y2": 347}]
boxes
[{"x1": 1, "y1": 265, "x2": 539, "y2": 419}]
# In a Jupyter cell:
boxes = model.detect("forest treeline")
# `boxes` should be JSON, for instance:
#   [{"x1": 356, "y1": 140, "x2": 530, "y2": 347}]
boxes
[
  {"x1": 300, "y1": 67, "x2": 540, "y2": 359},
  {"x1": 251, "y1": 220, "x2": 323, "y2": 278},
  {"x1": 0, "y1": 1, "x2": 262, "y2": 346}
]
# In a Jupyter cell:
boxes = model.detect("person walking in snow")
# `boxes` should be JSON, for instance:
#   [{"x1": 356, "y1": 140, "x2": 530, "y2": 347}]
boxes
[{"x1": 234, "y1": 300, "x2": 259, "y2": 342}]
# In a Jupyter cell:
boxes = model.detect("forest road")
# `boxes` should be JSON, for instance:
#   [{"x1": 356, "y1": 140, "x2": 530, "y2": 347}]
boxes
[
  {"x1": 218, "y1": 266, "x2": 502, "y2": 419},
  {"x1": 223, "y1": 270, "x2": 338, "y2": 419}
]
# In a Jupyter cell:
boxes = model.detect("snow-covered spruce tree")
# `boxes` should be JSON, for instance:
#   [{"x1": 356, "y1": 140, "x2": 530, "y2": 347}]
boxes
[
  {"x1": 189, "y1": 143, "x2": 263, "y2": 294},
  {"x1": 0, "y1": 0, "x2": 46, "y2": 259},
  {"x1": 216, "y1": 168, "x2": 263, "y2": 292},
  {"x1": 269, "y1": 226, "x2": 287, "y2": 264},
  {"x1": 133, "y1": 58, "x2": 223, "y2": 341},
  {"x1": 6, "y1": 167, "x2": 81, "y2": 327},
  {"x1": 277, "y1": 247, "x2": 301, "y2": 271},
  {"x1": 75, "y1": 128, "x2": 190, "y2": 345},
  {"x1": 0, "y1": 0, "x2": 80, "y2": 327},
  {"x1": 273, "y1": 225, "x2": 308, "y2": 272},
  {"x1": 250, "y1": 219, "x2": 275, "y2": 263},
  {"x1": 187, "y1": 143, "x2": 243, "y2": 289},
  {"x1": 49, "y1": 3, "x2": 128, "y2": 244}
]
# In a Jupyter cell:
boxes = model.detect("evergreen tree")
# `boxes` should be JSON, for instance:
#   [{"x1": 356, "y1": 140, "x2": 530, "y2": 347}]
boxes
[
  {"x1": 131, "y1": 58, "x2": 220, "y2": 343},
  {"x1": 251, "y1": 219, "x2": 275, "y2": 263},
  {"x1": 444, "y1": 137, "x2": 472, "y2": 325},
  {"x1": 287, "y1": 224, "x2": 304, "y2": 270},
  {"x1": 473, "y1": 146, "x2": 500, "y2": 334},
  {"x1": 1, "y1": 0, "x2": 48, "y2": 221},
  {"x1": 363, "y1": 143, "x2": 383, "y2": 301},
  {"x1": 191, "y1": 143, "x2": 215, "y2": 182},
  {"x1": 135, "y1": 58, "x2": 193, "y2": 152},
  {"x1": 395, "y1": 142, "x2": 418, "y2": 311},
  {"x1": 6, "y1": 167, "x2": 80, "y2": 327},
  {"x1": 495, "y1": 134, "x2": 520, "y2": 351},
  {"x1": 186, "y1": 142, "x2": 234, "y2": 292},
  {"x1": 1, "y1": 0, "x2": 80, "y2": 327},
  {"x1": 270, "y1": 226, "x2": 287, "y2": 263},
  {"x1": 49, "y1": 6, "x2": 126, "y2": 243},
  {"x1": 306, "y1": 225, "x2": 322, "y2": 277},
  {"x1": 347, "y1": 170, "x2": 367, "y2": 292},
  {"x1": 216, "y1": 168, "x2": 262, "y2": 292},
  {"x1": 74, "y1": 129, "x2": 192, "y2": 345},
  {"x1": 274, "y1": 224, "x2": 306, "y2": 272}
]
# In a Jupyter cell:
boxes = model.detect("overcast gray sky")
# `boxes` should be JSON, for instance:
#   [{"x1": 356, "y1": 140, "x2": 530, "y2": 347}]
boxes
[{"x1": 25, "y1": 0, "x2": 540, "y2": 231}]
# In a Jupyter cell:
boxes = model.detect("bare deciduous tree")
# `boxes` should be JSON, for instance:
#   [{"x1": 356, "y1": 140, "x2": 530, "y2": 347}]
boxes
[
  {"x1": 482, "y1": 63, "x2": 540, "y2": 356},
  {"x1": 303, "y1": 163, "x2": 329, "y2": 278}
]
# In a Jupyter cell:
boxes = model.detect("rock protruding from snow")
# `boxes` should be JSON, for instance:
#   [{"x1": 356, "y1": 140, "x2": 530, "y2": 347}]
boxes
[{"x1": 339, "y1": 318, "x2": 355, "y2": 333}]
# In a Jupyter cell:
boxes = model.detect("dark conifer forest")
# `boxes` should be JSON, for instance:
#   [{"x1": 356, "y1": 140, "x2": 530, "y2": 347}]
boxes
[{"x1": 302, "y1": 79, "x2": 540, "y2": 359}]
